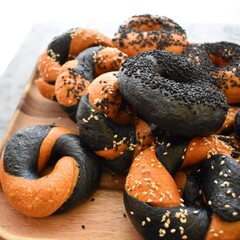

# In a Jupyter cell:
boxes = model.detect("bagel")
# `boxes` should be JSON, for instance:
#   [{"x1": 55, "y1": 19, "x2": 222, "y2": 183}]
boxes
[
  {"x1": 112, "y1": 14, "x2": 188, "y2": 56},
  {"x1": 76, "y1": 71, "x2": 154, "y2": 172},
  {"x1": 0, "y1": 125, "x2": 101, "y2": 217},
  {"x1": 54, "y1": 46, "x2": 127, "y2": 121},
  {"x1": 37, "y1": 27, "x2": 114, "y2": 83},
  {"x1": 182, "y1": 41, "x2": 240, "y2": 104},
  {"x1": 118, "y1": 50, "x2": 229, "y2": 137},
  {"x1": 124, "y1": 140, "x2": 240, "y2": 240}
]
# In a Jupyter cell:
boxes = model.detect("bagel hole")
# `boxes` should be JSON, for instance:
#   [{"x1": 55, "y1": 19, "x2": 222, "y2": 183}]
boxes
[
  {"x1": 134, "y1": 24, "x2": 163, "y2": 31},
  {"x1": 209, "y1": 54, "x2": 230, "y2": 67},
  {"x1": 160, "y1": 71, "x2": 188, "y2": 83}
]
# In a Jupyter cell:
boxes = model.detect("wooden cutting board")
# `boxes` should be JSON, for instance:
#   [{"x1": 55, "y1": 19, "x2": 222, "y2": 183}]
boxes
[{"x1": 0, "y1": 66, "x2": 142, "y2": 240}]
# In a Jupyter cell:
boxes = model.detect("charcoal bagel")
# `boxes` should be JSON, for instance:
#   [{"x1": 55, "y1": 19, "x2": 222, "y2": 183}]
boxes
[{"x1": 118, "y1": 50, "x2": 229, "y2": 137}]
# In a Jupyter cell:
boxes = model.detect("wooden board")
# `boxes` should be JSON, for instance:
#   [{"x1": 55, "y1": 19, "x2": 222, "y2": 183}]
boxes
[{"x1": 0, "y1": 66, "x2": 142, "y2": 240}]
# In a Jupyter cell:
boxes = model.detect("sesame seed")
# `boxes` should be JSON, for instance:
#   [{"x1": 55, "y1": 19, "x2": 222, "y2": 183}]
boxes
[
  {"x1": 146, "y1": 217, "x2": 151, "y2": 222},
  {"x1": 208, "y1": 200, "x2": 212, "y2": 205},
  {"x1": 232, "y1": 212, "x2": 238, "y2": 216},
  {"x1": 180, "y1": 218, "x2": 187, "y2": 223},
  {"x1": 164, "y1": 222, "x2": 169, "y2": 228},
  {"x1": 130, "y1": 211, "x2": 134, "y2": 215},
  {"x1": 142, "y1": 221, "x2": 146, "y2": 226}
]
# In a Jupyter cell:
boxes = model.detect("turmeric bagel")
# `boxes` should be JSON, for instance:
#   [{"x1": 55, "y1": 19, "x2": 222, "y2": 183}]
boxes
[
  {"x1": 0, "y1": 125, "x2": 101, "y2": 217},
  {"x1": 112, "y1": 14, "x2": 188, "y2": 56},
  {"x1": 37, "y1": 27, "x2": 114, "y2": 83},
  {"x1": 118, "y1": 50, "x2": 229, "y2": 137}
]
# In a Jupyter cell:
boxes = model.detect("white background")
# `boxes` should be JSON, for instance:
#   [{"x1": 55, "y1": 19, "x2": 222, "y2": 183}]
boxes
[{"x1": 0, "y1": 0, "x2": 240, "y2": 76}]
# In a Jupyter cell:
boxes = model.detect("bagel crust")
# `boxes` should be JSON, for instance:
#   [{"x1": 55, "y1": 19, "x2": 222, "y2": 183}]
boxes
[
  {"x1": 182, "y1": 41, "x2": 240, "y2": 104},
  {"x1": 118, "y1": 50, "x2": 229, "y2": 137},
  {"x1": 113, "y1": 14, "x2": 188, "y2": 56},
  {"x1": 0, "y1": 125, "x2": 101, "y2": 217}
]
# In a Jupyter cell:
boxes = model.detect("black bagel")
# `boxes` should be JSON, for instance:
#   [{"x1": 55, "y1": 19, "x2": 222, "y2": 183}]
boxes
[
  {"x1": 118, "y1": 50, "x2": 229, "y2": 137},
  {"x1": 0, "y1": 125, "x2": 101, "y2": 217}
]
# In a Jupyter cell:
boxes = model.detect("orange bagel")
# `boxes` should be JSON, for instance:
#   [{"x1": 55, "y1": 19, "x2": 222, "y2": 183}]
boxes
[
  {"x1": 0, "y1": 125, "x2": 101, "y2": 217},
  {"x1": 113, "y1": 14, "x2": 188, "y2": 56},
  {"x1": 37, "y1": 28, "x2": 114, "y2": 83}
]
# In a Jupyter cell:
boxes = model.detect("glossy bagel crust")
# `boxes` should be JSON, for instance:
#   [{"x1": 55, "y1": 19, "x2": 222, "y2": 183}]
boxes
[
  {"x1": 182, "y1": 41, "x2": 240, "y2": 104},
  {"x1": 112, "y1": 14, "x2": 188, "y2": 56},
  {"x1": 118, "y1": 50, "x2": 229, "y2": 137},
  {"x1": 0, "y1": 125, "x2": 101, "y2": 217},
  {"x1": 37, "y1": 27, "x2": 114, "y2": 83}
]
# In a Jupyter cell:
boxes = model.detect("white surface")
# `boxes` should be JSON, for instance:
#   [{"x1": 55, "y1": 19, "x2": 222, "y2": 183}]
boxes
[{"x1": 0, "y1": 0, "x2": 240, "y2": 76}]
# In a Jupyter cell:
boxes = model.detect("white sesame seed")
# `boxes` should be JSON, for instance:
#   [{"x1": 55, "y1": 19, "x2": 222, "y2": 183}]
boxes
[
  {"x1": 146, "y1": 217, "x2": 151, "y2": 222},
  {"x1": 164, "y1": 222, "x2": 169, "y2": 228}
]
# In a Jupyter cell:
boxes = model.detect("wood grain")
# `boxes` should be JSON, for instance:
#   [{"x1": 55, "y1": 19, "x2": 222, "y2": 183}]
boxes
[{"x1": 0, "y1": 66, "x2": 142, "y2": 240}]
